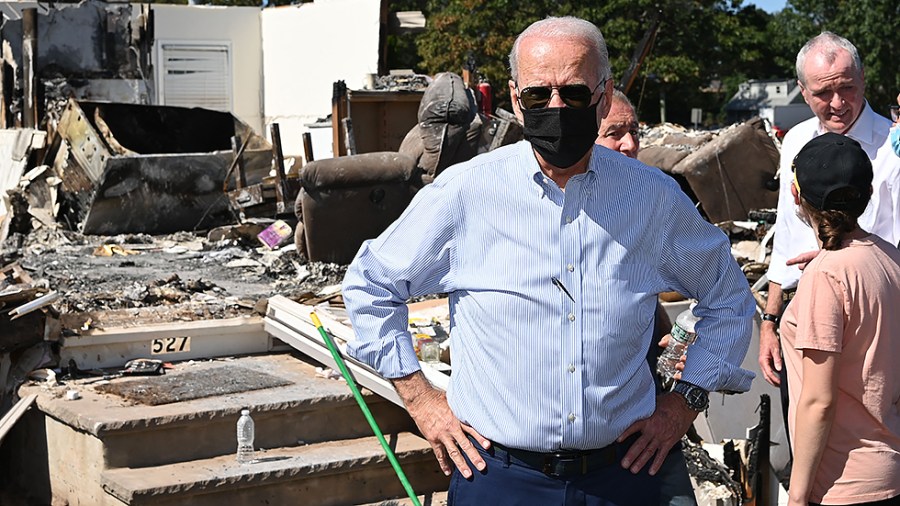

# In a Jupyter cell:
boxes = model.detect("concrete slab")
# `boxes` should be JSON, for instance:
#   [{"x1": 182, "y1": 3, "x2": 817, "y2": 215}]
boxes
[
  {"x1": 20, "y1": 352, "x2": 371, "y2": 436},
  {"x1": 95, "y1": 363, "x2": 292, "y2": 405},
  {"x1": 101, "y1": 432, "x2": 439, "y2": 505},
  {"x1": 7, "y1": 352, "x2": 433, "y2": 505},
  {"x1": 17, "y1": 352, "x2": 417, "y2": 471}
]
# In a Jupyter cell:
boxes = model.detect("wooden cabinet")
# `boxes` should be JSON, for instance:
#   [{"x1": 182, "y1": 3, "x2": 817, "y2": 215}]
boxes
[{"x1": 331, "y1": 82, "x2": 424, "y2": 156}]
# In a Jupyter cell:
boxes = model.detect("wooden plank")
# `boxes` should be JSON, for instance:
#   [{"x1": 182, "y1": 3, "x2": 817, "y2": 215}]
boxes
[
  {"x1": 265, "y1": 318, "x2": 403, "y2": 407},
  {"x1": 0, "y1": 261, "x2": 33, "y2": 285},
  {"x1": 59, "y1": 316, "x2": 269, "y2": 370},
  {"x1": 302, "y1": 132, "x2": 314, "y2": 163},
  {"x1": 229, "y1": 134, "x2": 247, "y2": 189},
  {"x1": 346, "y1": 90, "x2": 424, "y2": 103},
  {"x1": 331, "y1": 81, "x2": 347, "y2": 157},
  {"x1": 0, "y1": 394, "x2": 37, "y2": 444},
  {"x1": 264, "y1": 296, "x2": 449, "y2": 401}
]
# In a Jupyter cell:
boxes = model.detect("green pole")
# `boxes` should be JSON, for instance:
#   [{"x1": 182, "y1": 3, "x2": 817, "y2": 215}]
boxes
[{"x1": 310, "y1": 313, "x2": 422, "y2": 506}]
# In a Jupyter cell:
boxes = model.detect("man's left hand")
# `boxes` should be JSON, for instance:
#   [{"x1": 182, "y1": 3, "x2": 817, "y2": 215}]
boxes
[{"x1": 617, "y1": 392, "x2": 699, "y2": 475}]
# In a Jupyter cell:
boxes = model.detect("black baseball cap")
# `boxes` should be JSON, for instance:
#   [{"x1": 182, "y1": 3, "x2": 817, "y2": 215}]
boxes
[{"x1": 792, "y1": 132, "x2": 872, "y2": 211}]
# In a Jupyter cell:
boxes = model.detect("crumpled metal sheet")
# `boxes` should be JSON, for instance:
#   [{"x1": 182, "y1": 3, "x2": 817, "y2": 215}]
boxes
[{"x1": 54, "y1": 99, "x2": 273, "y2": 235}]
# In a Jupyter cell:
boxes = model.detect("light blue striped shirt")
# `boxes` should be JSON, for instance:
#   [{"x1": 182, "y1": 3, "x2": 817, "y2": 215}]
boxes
[{"x1": 343, "y1": 140, "x2": 755, "y2": 452}]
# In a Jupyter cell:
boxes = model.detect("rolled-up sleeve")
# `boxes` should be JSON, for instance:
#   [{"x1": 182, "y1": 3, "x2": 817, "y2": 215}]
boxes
[
  {"x1": 341, "y1": 181, "x2": 456, "y2": 379},
  {"x1": 658, "y1": 188, "x2": 755, "y2": 393}
]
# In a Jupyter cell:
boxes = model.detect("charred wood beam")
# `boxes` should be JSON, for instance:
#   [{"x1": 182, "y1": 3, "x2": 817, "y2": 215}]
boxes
[
  {"x1": 332, "y1": 81, "x2": 348, "y2": 157},
  {"x1": 302, "y1": 132, "x2": 314, "y2": 164},
  {"x1": 229, "y1": 135, "x2": 247, "y2": 190},
  {"x1": 22, "y1": 8, "x2": 38, "y2": 129},
  {"x1": 269, "y1": 123, "x2": 288, "y2": 214}
]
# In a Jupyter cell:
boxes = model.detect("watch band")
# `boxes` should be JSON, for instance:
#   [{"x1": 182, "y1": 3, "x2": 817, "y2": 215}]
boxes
[
  {"x1": 672, "y1": 380, "x2": 709, "y2": 412},
  {"x1": 761, "y1": 312, "x2": 780, "y2": 324}
]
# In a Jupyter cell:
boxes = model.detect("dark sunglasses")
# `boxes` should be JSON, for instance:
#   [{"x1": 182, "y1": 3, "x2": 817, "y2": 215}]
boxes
[{"x1": 516, "y1": 80, "x2": 605, "y2": 110}]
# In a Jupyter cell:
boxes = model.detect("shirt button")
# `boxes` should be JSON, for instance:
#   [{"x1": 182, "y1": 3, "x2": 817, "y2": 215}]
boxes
[
  {"x1": 568, "y1": 313, "x2": 575, "y2": 322},
  {"x1": 565, "y1": 216, "x2": 573, "y2": 224},
  {"x1": 568, "y1": 413, "x2": 576, "y2": 422},
  {"x1": 568, "y1": 364, "x2": 575, "y2": 373},
  {"x1": 567, "y1": 264, "x2": 574, "y2": 272}
]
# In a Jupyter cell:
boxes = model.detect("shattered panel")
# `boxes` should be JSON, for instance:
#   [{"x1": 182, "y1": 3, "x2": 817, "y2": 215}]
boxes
[
  {"x1": 81, "y1": 152, "x2": 237, "y2": 235},
  {"x1": 54, "y1": 100, "x2": 273, "y2": 235}
]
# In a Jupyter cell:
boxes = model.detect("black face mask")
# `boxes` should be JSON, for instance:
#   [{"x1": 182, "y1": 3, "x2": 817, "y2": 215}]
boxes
[{"x1": 521, "y1": 101, "x2": 599, "y2": 169}]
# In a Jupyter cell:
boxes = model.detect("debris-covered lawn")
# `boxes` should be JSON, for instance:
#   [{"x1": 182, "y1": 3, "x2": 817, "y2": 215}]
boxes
[{"x1": 2, "y1": 226, "x2": 346, "y2": 318}]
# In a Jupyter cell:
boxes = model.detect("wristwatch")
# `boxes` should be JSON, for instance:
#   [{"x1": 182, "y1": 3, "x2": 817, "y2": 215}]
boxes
[
  {"x1": 761, "y1": 313, "x2": 780, "y2": 324},
  {"x1": 672, "y1": 380, "x2": 709, "y2": 412}
]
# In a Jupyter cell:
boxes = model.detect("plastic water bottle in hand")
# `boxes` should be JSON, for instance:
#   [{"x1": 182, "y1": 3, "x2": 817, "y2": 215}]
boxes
[
  {"x1": 657, "y1": 305, "x2": 701, "y2": 381},
  {"x1": 236, "y1": 408, "x2": 256, "y2": 464}
]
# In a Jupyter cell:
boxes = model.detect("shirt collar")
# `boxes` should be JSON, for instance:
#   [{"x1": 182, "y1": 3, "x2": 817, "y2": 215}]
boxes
[
  {"x1": 816, "y1": 101, "x2": 877, "y2": 147},
  {"x1": 524, "y1": 141, "x2": 597, "y2": 187}
]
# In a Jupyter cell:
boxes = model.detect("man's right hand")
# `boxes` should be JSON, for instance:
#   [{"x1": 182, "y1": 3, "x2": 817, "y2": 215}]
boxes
[
  {"x1": 758, "y1": 281, "x2": 784, "y2": 386},
  {"x1": 392, "y1": 371, "x2": 489, "y2": 478},
  {"x1": 758, "y1": 321, "x2": 782, "y2": 386},
  {"x1": 786, "y1": 250, "x2": 820, "y2": 271}
]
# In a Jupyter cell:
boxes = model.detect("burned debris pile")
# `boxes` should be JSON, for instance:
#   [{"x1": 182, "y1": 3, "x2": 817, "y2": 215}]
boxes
[
  {"x1": 639, "y1": 118, "x2": 781, "y2": 224},
  {"x1": 0, "y1": 100, "x2": 782, "y2": 396},
  {"x1": 0, "y1": 71, "x2": 783, "y2": 506}
]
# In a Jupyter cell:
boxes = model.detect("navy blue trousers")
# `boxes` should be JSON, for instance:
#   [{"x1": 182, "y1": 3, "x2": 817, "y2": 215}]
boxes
[{"x1": 448, "y1": 439, "x2": 661, "y2": 506}]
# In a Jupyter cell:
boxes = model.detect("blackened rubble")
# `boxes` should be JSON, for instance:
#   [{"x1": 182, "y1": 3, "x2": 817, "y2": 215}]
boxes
[{"x1": 1, "y1": 226, "x2": 347, "y2": 318}]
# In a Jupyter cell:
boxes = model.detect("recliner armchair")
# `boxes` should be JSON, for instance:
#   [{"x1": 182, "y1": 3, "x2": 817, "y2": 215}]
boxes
[{"x1": 295, "y1": 72, "x2": 522, "y2": 264}]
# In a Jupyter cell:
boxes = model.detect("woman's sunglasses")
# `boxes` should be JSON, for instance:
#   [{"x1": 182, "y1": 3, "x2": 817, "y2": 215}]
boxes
[{"x1": 516, "y1": 80, "x2": 605, "y2": 110}]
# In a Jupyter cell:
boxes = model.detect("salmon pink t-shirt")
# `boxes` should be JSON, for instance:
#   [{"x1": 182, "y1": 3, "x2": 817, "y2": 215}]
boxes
[{"x1": 781, "y1": 234, "x2": 900, "y2": 504}]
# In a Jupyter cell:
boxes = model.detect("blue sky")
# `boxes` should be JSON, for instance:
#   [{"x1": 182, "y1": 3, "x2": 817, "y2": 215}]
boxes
[{"x1": 746, "y1": 0, "x2": 788, "y2": 13}]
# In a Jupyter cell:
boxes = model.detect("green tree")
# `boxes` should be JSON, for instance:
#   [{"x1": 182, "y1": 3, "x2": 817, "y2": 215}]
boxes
[
  {"x1": 769, "y1": 0, "x2": 900, "y2": 117},
  {"x1": 404, "y1": 0, "x2": 786, "y2": 125}
]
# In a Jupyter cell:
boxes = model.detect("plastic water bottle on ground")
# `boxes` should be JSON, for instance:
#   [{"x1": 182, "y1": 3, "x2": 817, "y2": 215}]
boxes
[
  {"x1": 657, "y1": 304, "x2": 701, "y2": 381},
  {"x1": 236, "y1": 408, "x2": 255, "y2": 464}
]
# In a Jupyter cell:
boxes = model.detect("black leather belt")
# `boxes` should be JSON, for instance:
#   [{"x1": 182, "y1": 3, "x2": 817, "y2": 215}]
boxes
[{"x1": 490, "y1": 441, "x2": 619, "y2": 478}]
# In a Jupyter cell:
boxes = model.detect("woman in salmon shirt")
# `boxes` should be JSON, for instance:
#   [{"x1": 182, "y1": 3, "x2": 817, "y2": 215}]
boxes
[{"x1": 779, "y1": 132, "x2": 900, "y2": 506}]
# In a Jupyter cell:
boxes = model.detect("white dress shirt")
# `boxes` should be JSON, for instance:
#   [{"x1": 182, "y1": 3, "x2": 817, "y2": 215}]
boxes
[{"x1": 768, "y1": 102, "x2": 900, "y2": 290}]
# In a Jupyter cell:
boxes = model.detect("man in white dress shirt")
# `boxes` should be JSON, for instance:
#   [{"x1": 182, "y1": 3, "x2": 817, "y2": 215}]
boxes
[{"x1": 759, "y1": 32, "x2": 900, "y2": 415}]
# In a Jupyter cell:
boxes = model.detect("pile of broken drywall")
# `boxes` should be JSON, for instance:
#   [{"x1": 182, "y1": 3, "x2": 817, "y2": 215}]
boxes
[{"x1": 638, "y1": 118, "x2": 781, "y2": 224}]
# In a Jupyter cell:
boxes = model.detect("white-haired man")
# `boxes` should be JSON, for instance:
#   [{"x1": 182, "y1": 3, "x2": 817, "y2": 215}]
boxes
[
  {"x1": 342, "y1": 16, "x2": 754, "y2": 505},
  {"x1": 597, "y1": 89, "x2": 640, "y2": 159},
  {"x1": 759, "y1": 32, "x2": 900, "y2": 396}
]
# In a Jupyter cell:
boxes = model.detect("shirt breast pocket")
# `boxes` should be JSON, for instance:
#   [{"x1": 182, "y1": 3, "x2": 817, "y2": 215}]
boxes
[{"x1": 591, "y1": 264, "x2": 659, "y2": 346}]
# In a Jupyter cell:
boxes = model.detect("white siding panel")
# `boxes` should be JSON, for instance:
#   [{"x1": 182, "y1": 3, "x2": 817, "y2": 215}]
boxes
[{"x1": 159, "y1": 44, "x2": 232, "y2": 111}]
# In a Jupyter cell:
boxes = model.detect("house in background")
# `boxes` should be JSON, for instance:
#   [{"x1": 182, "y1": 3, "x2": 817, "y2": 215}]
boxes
[
  {"x1": 725, "y1": 79, "x2": 813, "y2": 133},
  {"x1": 0, "y1": 0, "x2": 395, "y2": 158}
]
